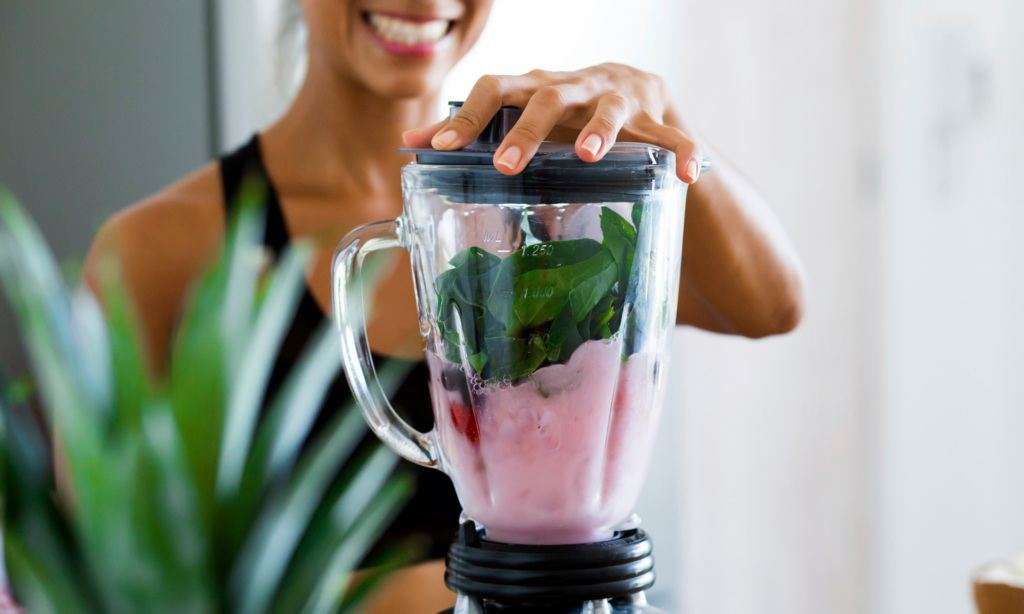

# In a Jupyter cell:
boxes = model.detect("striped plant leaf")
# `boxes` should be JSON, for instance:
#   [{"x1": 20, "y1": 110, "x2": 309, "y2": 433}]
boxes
[{"x1": 0, "y1": 186, "x2": 416, "y2": 614}]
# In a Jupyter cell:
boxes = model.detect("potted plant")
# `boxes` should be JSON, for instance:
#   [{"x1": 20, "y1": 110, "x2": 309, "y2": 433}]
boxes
[{"x1": 0, "y1": 184, "x2": 412, "y2": 613}]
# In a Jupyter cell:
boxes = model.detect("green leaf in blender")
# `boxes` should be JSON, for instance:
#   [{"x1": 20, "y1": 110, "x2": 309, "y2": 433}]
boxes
[
  {"x1": 512, "y1": 248, "x2": 616, "y2": 329},
  {"x1": 566, "y1": 255, "x2": 618, "y2": 323},
  {"x1": 483, "y1": 335, "x2": 548, "y2": 381},
  {"x1": 438, "y1": 206, "x2": 642, "y2": 381},
  {"x1": 485, "y1": 238, "x2": 603, "y2": 336},
  {"x1": 600, "y1": 207, "x2": 637, "y2": 298},
  {"x1": 589, "y1": 294, "x2": 617, "y2": 337},
  {"x1": 545, "y1": 301, "x2": 585, "y2": 363},
  {"x1": 467, "y1": 352, "x2": 489, "y2": 375},
  {"x1": 631, "y1": 203, "x2": 644, "y2": 233}
]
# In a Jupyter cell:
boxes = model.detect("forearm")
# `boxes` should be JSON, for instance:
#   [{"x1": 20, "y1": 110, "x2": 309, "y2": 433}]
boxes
[{"x1": 669, "y1": 117, "x2": 806, "y2": 337}]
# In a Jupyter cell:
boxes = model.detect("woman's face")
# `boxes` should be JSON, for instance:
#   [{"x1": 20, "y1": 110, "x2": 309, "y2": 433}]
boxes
[{"x1": 301, "y1": 0, "x2": 492, "y2": 98}]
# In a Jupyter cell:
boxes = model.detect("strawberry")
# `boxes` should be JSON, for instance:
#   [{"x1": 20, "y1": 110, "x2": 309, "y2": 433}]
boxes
[{"x1": 449, "y1": 400, "x2": 479, "y2": 444}]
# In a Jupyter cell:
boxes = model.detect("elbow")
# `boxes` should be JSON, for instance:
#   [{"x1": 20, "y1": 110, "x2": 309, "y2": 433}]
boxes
[
  {"x1": 747, "y1": 269, "x2": 807, "y2": 339},
  {"x1": 763, "y1": 288, "x2": 805, "y2": 337}
]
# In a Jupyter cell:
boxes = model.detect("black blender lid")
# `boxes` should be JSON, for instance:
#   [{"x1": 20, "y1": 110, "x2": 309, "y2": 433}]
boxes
[{"x1": 400, "y1": 101, "x2": 674, "y2": 168}]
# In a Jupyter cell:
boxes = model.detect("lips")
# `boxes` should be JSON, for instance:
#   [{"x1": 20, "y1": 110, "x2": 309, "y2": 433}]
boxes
[{"x1": 364, "y1": 11, "x2": 454, "y2": 55}]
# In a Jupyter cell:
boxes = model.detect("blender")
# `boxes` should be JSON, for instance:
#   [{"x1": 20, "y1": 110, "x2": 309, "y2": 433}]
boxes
[{"x1": 333, "y1": 103, "x2": 707, "y2": 613}]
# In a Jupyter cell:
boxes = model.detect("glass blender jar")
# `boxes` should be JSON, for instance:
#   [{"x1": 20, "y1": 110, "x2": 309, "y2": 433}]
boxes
[{"x1": 333, "y1": 103, "x2": 705, "y2": 612}]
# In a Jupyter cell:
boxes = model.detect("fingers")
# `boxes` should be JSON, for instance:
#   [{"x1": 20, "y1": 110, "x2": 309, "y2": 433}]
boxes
[
  {"x1": 574, "y1": 93, "x2": 631, "y2": 162},
  {"x1": 430, "y1": 75, "x2": 509, "y2": 151},
  {"x1": 493, "y1": 84, "x2": 585, "y2": 175},
  {"x1": 402, "y1": 119, "x2": 449, "y2": 149},
  {"x1": 642, "y1": 122, "x2": 704, "y2": 184}
]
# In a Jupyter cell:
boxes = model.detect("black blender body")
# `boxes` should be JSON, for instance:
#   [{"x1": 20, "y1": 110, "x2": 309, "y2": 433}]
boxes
[{"x1": 332, "y1": 102, "x2": 702, "y2": 612}]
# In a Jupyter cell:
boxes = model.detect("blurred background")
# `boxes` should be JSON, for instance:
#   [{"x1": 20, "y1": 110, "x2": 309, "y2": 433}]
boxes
[{"x1": 1, "y1": 0, "x2": 1022, "y2": 612}]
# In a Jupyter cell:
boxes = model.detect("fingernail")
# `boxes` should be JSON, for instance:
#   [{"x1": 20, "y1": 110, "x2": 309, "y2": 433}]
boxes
[
  {"x1": 685, "y1": 159, "x2": 699, "y2": 183},
  {"x1": 581, "y1": 133, "x2": 603, "y2": 156},
  {"x1": 432, "y1": 130, "x2": 459, "y2": 149},
  {"x1": 496, "y1": 146, "x2": 522, "y2": 170}
]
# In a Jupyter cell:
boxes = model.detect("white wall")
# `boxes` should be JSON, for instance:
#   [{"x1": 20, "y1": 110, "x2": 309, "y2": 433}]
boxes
[
  {"x1": 678, "y1": 0, "x2": 874, "y2": 612},
  {"x1": 876, "y1": 0, "x2": 1024, "y2": 612},
  {"x1": 216, "y1": 0, "x2": 293, "y2": 152}
]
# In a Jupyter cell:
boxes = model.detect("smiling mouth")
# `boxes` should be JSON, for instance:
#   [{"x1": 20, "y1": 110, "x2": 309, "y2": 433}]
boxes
[{"x1": 363, "y1": 11, "x2": 455, "y2": 50}]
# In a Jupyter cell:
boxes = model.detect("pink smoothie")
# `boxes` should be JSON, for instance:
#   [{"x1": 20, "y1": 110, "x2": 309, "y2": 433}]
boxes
[{"x1": 426, "y1": 338, "x2": 668, "y2": 545}]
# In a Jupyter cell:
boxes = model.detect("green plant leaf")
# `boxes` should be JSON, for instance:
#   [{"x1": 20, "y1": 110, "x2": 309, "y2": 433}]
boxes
[
  {"x1": 169, "y1": 194, "x2": 264, "y2": 529},
  {"x1": 299, "y1": 472, "x2": 413, "y2": 614},
  {"x1": 4, "y1": 530, "x2": 94, "y2": 614},
  {"x1": 0, "y1": 186, "x2": 414, "y2": 614},
  {"x1": 217, "y1": 243, "x2": 312, "y2": 499},
  {"x1": 95, "y1": 263, "x2": 155, "y2": 434},
  {"x1": 229, "y1": 359, "x2": 411, "y2": 614},
  {"x1": 266, "y1": 451, "x2": 412, "y2": 614}
]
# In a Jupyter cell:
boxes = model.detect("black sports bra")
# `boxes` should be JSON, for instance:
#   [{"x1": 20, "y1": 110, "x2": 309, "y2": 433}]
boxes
[{"x1": 219, "y1": 135, "x2": 462, "y2": 561}]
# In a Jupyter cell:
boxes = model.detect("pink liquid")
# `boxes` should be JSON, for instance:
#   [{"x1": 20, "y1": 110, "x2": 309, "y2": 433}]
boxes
[{"x1": 426, "y1": 338, "x2": 668, "y2": 545}]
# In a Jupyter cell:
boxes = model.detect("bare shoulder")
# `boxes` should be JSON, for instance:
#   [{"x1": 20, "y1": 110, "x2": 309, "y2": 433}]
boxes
[{"x1": 85, "y1": 162, "x2": 225, "y2": 370}]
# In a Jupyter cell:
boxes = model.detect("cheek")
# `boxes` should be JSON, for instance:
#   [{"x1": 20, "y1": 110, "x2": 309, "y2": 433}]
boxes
[
  {"x1": 301, "y1": 0, "x2": 354, "y2": 57},
  {"x1": 460, "y1": 0, "x2": 493, "y2": 48}
]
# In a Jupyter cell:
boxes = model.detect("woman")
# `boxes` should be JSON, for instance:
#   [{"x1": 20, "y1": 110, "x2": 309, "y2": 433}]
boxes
[{"x1": 85, "y1": 0, "x2": 805, "y2": 610}]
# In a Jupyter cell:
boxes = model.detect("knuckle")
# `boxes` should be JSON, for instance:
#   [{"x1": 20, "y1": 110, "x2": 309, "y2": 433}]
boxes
[
  {"x1": 535, "y1": 85, "x2": 571, "y2": 110},
  {"x1": 476, "y1": 74, "x2": 505, "y2": 94},
  {"x1": 603, "y1": 93, "x2": 631, "y2": 115}
]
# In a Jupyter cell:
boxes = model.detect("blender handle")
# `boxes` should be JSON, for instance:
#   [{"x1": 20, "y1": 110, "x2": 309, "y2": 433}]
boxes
[{"x1": 331, "y1": 218, "x2": 439, "y2": 469}]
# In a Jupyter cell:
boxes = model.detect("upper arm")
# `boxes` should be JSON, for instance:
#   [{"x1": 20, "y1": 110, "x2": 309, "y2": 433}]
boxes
[{"x1": 83, "y1": 163, "x2": 225, "y2": 374}]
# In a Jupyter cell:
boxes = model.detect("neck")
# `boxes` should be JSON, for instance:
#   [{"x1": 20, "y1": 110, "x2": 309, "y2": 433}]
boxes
[{"x1": 262, "y1": 52, "x2": 440, "y2": 195}]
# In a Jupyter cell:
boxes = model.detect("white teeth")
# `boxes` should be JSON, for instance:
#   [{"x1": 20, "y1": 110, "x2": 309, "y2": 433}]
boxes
[{"x1": 368, "y1": 12, "x2": 450, "y2": 46}]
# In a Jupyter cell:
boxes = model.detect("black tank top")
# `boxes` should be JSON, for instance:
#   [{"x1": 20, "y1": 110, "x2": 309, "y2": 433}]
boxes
[{"x1": 219, "y1": 136, "x2": 461, "y2": 561}]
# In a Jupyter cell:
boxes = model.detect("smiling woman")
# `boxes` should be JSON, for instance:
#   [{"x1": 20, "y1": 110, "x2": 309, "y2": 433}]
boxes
[{"x1": 83, "y1": 0, "x2": 805, "y2": 611}]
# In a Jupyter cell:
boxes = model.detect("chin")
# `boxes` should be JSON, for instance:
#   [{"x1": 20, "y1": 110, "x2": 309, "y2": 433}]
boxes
[{"x1": 360, "y1": 65, "x2": 450, "y2": 99}]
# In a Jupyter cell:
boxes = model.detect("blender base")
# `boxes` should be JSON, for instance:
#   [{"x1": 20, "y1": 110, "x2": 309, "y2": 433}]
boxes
[
  {"x1": 440, "y1": 592, "x2": 668, "y2": 613},
  {"x1": 440, "y1": 521, "x2": 665, "y2": 613}
]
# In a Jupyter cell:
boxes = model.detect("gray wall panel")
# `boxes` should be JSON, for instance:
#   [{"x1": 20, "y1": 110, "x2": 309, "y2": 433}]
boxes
[{"x1": 0, "y1": 0, "x2": 214, "y2": 374}]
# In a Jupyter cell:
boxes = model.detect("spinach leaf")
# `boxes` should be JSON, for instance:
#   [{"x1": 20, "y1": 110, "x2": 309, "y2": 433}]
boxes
[
  {"x1": 512, "y1": 248, "x2": 616, "y2": 329},
  {"x1": 450, "y1": 245, "x2": 502, "y2": 271},
  {"x1": 435, "y1": 207, "x2": 643, "y2": 381},
  {"x1": 546, "y1": 301, "x2": 585, "y2": 363},
  {"x1": 484, "y1": 335, "x2": 548, "y2": 381},
  {"x1": 590, "y1": 294, "x2": 617, "y2": 337},
  {"x1": 632, "y1": 203, "x2": 644, "y2": 233},
  {"x1": 567, "y1": 255, "x2": 618, "y2": 323},
  {"x1": 600, "y1": 207, "x2": 637, "y2": 298},
  {"x1": 468, "y1": 352, "x2": 489, "y2": 375}
]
